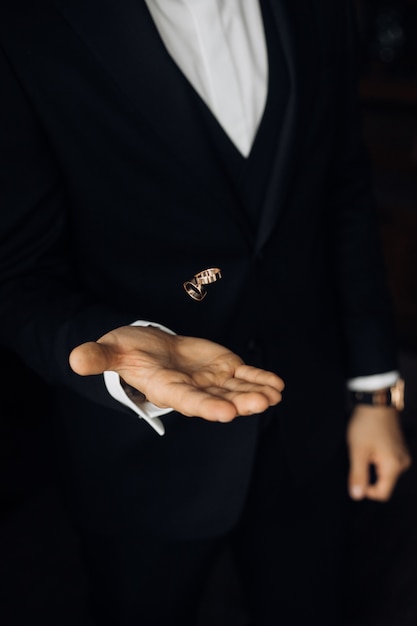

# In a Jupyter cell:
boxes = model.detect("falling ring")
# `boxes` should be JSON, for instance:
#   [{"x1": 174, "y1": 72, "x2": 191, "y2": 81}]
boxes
[
  {"x1": 194, "y1": 268, "x2": 222, "y2": 285},
  {"x1": 183, "y1": 278, "x2": 207, "y2": 301},
  {"x1": 183, "y1": 267, "x2": 222, "y2": 301}
]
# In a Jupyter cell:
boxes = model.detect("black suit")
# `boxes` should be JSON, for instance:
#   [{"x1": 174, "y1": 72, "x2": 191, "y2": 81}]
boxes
[{"x1": 0, "y1": 1, "x2": 397, "y2": 624}]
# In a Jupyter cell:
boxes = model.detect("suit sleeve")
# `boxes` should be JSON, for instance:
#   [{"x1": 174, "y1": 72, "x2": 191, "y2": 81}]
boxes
[
  {"x1": 325, "y1": 0, "x2": 399, "y2": 378},
  {"x1": 0, "y1": 44, "x2": 134, "y2": 411}
]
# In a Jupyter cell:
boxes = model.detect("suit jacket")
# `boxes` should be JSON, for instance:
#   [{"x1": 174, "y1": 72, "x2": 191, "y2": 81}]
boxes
[{"x1": 0, "y1": 0, "x2": 398, "y2": 538}]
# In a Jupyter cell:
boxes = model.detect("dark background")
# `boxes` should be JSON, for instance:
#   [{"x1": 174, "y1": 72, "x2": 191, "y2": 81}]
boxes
[{"x1": 1, "y1": 1, "x2": 417, "y2": 624}]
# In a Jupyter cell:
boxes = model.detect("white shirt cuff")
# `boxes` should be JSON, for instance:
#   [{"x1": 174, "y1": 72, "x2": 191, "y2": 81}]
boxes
[
  {"x1": 347, "y1": 370, "x2": 400, "y2": 392},
  {"x1": 103, "y1": 320, "x2": 176, "y2": 436}
]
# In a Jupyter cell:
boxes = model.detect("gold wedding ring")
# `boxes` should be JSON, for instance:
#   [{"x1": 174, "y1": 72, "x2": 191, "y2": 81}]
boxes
[
  {"x1": 183, "y1": 278, "x2": 207, "y2": 301},
  {"x1": 194, "y1": 268, "x2": 222, "y2": 284},
  {"x1": 183, "y1": 267, "x2": 222, "y2": 301}
]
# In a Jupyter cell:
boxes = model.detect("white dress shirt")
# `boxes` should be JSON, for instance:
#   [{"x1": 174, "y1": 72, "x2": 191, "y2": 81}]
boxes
[
  {"x1": 144, "y1": 0, "x2": 268, "y2": 157},
  {"x1": 104, "y1": 0, "x2": 399, "y2": 434}
]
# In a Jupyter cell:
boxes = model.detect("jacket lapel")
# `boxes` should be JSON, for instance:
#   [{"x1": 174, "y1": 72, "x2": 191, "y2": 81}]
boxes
[
  {"x1": 54, "y1": 0, "x2": 318, "y2": 250},
  {"x1": 54, "y1": 0, "x2": 254, "y2": 244},
  {"x1": 255, "y1": 0, "x2": 317, "y2": 252}
]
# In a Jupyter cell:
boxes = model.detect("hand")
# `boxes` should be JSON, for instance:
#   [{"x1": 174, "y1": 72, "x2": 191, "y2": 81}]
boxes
[
  {"x1": 346, "y1": 405, "x2": 412, "y2": 501},
  {"x1": 69, "y1": 325, "x2": 285, "y2": 422}
]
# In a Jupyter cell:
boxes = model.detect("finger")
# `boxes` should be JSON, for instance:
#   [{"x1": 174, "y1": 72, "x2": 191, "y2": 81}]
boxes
[
  {"x1": 159, "y1": 384, "x2": 239, "y2": 422},
  {"x1": 187, "y1": 385, "x2": 279, "y2": 419},
  {"x1": 150, "y1": 381, "x2": 274, "y2": 423},
  {"x1": 364, "y1": 476, "x2": 396, "y2": 502},
  {"x1": 235, "y1": 365, "x2": 285, "y2": 392},
  {"x1": 69, "y1": 341, "x2": 113, "y2": 376},
  {"x1": 348, "y1": 446, "x2": 370, "y2": 501},
  {"x1": 230, "y1": 390, "x2": 277, "y2": 416},
  {"x1": 220, "y1": 378, "x2": 283, "y2": 407},
  {"x1": 363, "y1": 461, "x2": 397, "y2": 501},
  {"x1": 364, "y1": 456, "x2": 410, "y2": 501}
]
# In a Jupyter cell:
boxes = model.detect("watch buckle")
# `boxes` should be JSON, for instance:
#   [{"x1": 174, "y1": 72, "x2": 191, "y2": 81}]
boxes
[{"x1": 391, "y1": 379, "x2": 405, "y2": 411}]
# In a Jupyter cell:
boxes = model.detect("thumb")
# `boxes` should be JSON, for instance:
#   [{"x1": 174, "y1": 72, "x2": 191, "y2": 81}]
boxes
[
  {"x1": 69, "y1": 341, "x2": 112, "y2": 376},
  {"x1": 348, "y1": 446, "x2": 370, "y2": 501}
]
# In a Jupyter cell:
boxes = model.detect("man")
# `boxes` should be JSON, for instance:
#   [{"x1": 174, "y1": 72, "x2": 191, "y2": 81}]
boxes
[{"x1": 0, "y1": 1, "x2": 411, "y2": 624}]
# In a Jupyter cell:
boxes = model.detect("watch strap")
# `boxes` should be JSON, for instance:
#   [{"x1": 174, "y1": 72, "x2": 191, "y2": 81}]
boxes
[{"x1": 349, "y1": 379, "x2": 405, "y2": 411}]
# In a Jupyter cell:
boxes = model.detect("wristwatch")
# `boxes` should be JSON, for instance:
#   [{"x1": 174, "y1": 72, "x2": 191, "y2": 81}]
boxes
[{"x1": 349, "y1": 378, "x2": 405, "y2": 411}]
